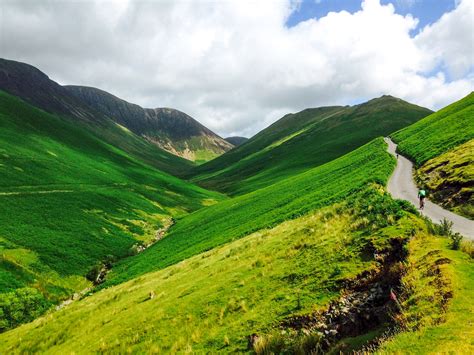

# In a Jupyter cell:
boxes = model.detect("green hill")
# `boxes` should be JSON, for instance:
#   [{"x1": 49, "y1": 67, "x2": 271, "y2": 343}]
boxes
[
  {"x1": 2, "y1": 134, "x2": 472, "y2": 353},
  {"x1": 0, "y1": 91, "x2": 224, "y2": 329},
  {"x1": 190, "y1": 96, "x2": 432, "y2": 195},
  {"x1": 392, "y1": 92, "x2": 474, "y2": 218},
  {"x1": 0, "y1": 192, "x2": 417, "y2": 353},
  {"x1": 0, "y1": 58, "x2": 195, "y2": 176},
  {"x1": 105, "y1": 138, "x2": 395, "y2": 286},
  {"x1": 0, "y1": 134, "x2": 410, "y2": 351},
  {"x1": 1, "y1": 92, "x2": 473, "y2": 352}
]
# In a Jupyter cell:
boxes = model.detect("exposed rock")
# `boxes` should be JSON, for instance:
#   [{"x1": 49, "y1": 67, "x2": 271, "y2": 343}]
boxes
[{"x1": 252, "y1": 237, "x2": 408, "y2": 353}]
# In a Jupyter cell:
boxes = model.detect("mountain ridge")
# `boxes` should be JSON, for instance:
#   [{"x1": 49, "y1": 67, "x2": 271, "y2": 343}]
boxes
[
  {"x1": 0, "y1": 58, "x2": 232, "y2": 167},
  {"x1": 190, "y1": 95, "x2": 433, "y2": 195},
  {"x1": 65, "y1": 85, "x2": 233, "y2": 162}
]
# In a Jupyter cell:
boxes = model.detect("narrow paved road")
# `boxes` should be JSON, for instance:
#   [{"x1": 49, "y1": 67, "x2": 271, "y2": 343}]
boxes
[{"x1": 385, "y1": 137, "x2": 474, "y2": 240}]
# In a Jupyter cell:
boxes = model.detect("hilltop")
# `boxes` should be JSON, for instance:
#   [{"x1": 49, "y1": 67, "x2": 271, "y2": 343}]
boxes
[
  {"x1": 189, "y1": 95, "x2": 432, "y2": 195},
  {"x1": 0, "y1": 58, "x2": 197, "y2": 175},
  {"x1": 65, "y1": 86, "x2": 233, "y2": 163},
  {"x1": 0, "y1": 58, "x2": 233, "y2": 172}
]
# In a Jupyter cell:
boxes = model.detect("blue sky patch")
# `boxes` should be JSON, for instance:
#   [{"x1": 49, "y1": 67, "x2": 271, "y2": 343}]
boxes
[{"x1": 286, "y1": 0, "x2": 457, "y2": 35}]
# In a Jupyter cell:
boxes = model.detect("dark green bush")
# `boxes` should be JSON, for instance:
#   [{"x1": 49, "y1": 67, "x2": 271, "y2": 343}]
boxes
[
  {"x1": 0, "y1": 288, "x2": 51, "y2": 332},
  {"x1": 450, "y1": 233, "x2": 463, "y2": 250}
]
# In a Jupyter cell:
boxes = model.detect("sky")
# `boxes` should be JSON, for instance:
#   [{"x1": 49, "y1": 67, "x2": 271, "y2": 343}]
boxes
[{"x1": 1, "y1": 0, "x2": 473, "y2": 138}]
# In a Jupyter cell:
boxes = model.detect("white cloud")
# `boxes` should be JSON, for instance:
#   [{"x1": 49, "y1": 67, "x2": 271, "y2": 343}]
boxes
[
  {"x1": 415, "y1": 0, "x2": 474, "y2": 79},
  {"x1": 0, "y1": 0, "x2": 472, "y2": 137}
]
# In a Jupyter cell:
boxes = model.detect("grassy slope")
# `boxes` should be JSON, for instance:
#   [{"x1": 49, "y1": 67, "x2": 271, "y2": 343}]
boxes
[
  {"x1": 191, "y1": 106, "x2": 344, "y2": 178},
  {"x1": 392, "y1": 92, "x2": 474, "y2": 218},
  {"x1": 1, "y1": 111, "x2": 472, "y2": 351},
  {"x1": 0, "y1": 187, "x2": 415, "y2": 353},
  {"x1": 0, "y1": 91, "x2": 224, "y2": 303},
  {"x1": 191, "y1": 96, "x2": 431, "y2": 195},
  {"x1": 391, "y1": 92, "x2": 474, "y2": 166},
  {"x1": 92, "y1": 121, "x2": 196, "y2": 177},
  {"x1": 379, "y1": 232, "x2": 474, "y2": 353},
  {"x1": 105, "y1": 138, "x2": 395, "y2": 286}
]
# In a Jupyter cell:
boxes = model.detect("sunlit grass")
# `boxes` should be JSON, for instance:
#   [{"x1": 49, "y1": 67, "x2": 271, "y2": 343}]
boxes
[
  {"x1": 106, "y1": 138, "x2": 396, "y2": 286},
  {"x1": 0, "y1": 91, "x2": 225, "y2": 327},
  {"x1": 0, "y1": 187, "x2": 412, "y2": 353}
]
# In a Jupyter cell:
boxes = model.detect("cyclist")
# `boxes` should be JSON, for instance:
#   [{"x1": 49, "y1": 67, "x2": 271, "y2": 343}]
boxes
[{"x1": 418, "y1": 188, "x2": 427, "y2": 210}]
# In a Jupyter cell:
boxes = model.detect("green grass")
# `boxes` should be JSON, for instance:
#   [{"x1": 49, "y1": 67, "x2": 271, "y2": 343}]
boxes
[
  {"x1": 379, "y1": 230, "x2": 474, "y2": 353},
  {"x1": 190, "y1": 96, "x2": 431, "y2": 195},
  {"x1": 0, "y1": 91, "x2": 224, "y2": 321},
  {"x1": 105, "y1": 137, "x2": 395, "y2": 286},
  {"x1": 91, "y1": 121, "x2": 196, "y2": 177},
  {"x1": 193, "y1": 148, "x2": 221, "y2": 165},
  {"x1": 391, "y1": 92, "x2": 474, "y2": 166},
  {"x1": 0, "y1": 186, "x2": 415, "y2": 353}
]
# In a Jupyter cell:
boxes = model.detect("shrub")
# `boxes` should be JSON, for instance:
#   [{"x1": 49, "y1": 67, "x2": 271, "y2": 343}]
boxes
[
  {"x1": 86, "y1": 264, "x2": 103, "y2": 282},
  {"x1": 0, "y1": 288, "x2": 51, "y2": 332},
  {"x1": 450, "y1": 233, "x2": 463, "y2": 251},
  {"x1": 425, "y1": 217, "x2": 454, "y2": 237},
  {"x1": 291, "y1": 333, "x2": 323, "y2": 354},
  {"x1": 438, "y1": 219, "x2": 454, "y2": 237}
]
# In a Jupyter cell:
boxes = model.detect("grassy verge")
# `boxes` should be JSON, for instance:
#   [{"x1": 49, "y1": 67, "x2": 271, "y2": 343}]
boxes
[{"x1": 379, "y1": 229, "x2": 474, "y2": 353}]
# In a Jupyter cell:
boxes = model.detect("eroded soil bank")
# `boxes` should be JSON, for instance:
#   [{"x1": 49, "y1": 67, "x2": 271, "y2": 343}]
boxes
[{"x1": 250, "y1": 237, "x2": 408, "y2": 354}]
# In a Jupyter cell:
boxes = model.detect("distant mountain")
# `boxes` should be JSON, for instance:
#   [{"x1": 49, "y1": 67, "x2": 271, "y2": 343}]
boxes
[
  {"x1": 225, "y1": 136, "x2": 249, "y2": 146},
  {"x1": 0, "y1": 58, "x2": 233, "y2": 169},
  {"x1": 65, "y1": 86, "x2": 233, "y2": 163},
  {"x1": 0, "y1": 58, "x2": 99, "y2": 122},
  {"x1": 189, "y1": 95, "x2": 433, "y2": 195},
  {"x1": 0, "y1": 58, "x2": 195, "y2": 175}
]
